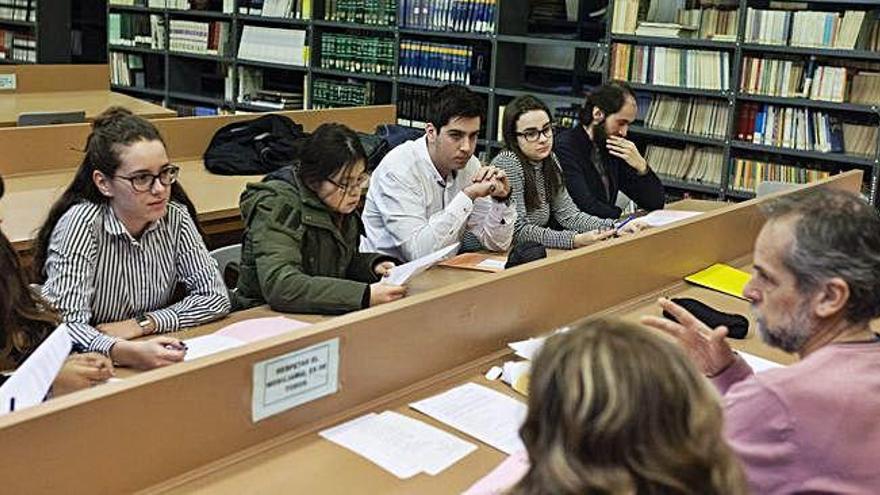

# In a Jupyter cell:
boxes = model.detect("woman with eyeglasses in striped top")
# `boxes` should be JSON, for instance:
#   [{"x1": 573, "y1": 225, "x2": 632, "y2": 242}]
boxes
[{"x1": 32, "y1": 107, "x2": 231, "y2": 370}]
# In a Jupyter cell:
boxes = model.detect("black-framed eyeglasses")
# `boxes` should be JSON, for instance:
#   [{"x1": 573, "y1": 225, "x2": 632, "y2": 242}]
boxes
[
  {"x1": 114, "y1": 165, "x2": 180, "y2": 193},
  {"x1": 516, "y1": 125, "x2": 554, "y2": 142},
  {"x1": 327, "y1": 172, "x2": 370, "y2": 195}
]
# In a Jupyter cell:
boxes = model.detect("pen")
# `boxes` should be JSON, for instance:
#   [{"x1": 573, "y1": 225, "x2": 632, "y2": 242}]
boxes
[{"x1": 614, "y1": 214, "x2": 636, "y2": 233}]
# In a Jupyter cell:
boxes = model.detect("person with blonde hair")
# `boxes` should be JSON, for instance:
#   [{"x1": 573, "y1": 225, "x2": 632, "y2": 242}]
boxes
[{"x1": 510, "y1": 318, "x2": 748, "y2": 495}]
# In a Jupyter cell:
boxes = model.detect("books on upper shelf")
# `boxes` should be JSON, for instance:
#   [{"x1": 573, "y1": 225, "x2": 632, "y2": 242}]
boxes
[
  {"x1": 611, "y1": 0, "x2": 640, "y2": 34},
  {"x1": 238, "y1": 25, "x2": 308, "y2": 66},
  {"x1": 312, "y1": 77, "x2": 377, "y2": 108},
  {"x1": 320, "y1": 33, "x2": 394, "y2": 75},
  {"x1": 326, "y1": 0, "x2": 395, "y2": 25},
  {"x1": 740, "y1": 57, "x2": 847, "y2": 103},
  {"x1": 169, "y1": 19, "x2": 230, "y2": 56},
  {"x1": 398, "y1": 0, "x2": 496, "y2": 34},
  {"x1": 109, "y1": 13, "x2": 165, "y2": 49},
  {"x1": 745, "y1": 8, "x2": 876, "y2": 49},
  {"x1": 643, "y1": 95, "x2": 729, "y2": 139},
  {"x1": 676, "y1": 7, "x2": 738, "y2": 40},
  {"x1": 0, "y1": 29, "x2": 33, "y2": 62},
  {"x1": 399, "y1": 39, "x2": 489, "y2": 85},
  {"x1": 735, "y1": 102, "x2": 858, "y2": 154},
  {"x1": 611, "y1": 43, "x2": 731, "y2": 91},
  {"x1": 647, "y1": 143, "x2": 724, "y2": 186},
  {"x1": 729, "y1": 158, "x2": 831, "y2": 194},
  {"x1": 239, "y1": 0, "x2": 311, "y2": 19},
  {"x1": 0, "y1": 0, "x2": 35, "y2": 22}
]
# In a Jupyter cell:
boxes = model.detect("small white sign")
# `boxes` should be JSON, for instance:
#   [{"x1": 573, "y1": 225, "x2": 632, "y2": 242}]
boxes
[
  {"x1": 252, "y1": 337, "x2": 340, "y2": 422},
  {"x1": 0, "y1": 74, "x2": 16, "y2": 91}
]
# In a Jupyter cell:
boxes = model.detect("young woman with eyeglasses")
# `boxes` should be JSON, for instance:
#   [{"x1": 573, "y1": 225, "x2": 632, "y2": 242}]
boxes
[
  {"x1": 491, "y1": 95, "x2": 643, "y2": 250},
  {"x1": 235, "y1": 123, "x2": 406, "y2": 315},
  {"x1": 32, "y1": 107, "x2": 231, "y2": 370}
]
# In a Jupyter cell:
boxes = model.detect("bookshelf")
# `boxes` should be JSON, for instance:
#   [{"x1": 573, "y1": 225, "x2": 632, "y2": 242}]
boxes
[
  {"x1": 608, "y1": 0, "x2": 880, "y2": 203},
  {"x1": 104, "y1": 0, "x2": 880, "y2": 203},
  {"x1": 0, "y1": 0, "x2": 75, "y2": 63}
]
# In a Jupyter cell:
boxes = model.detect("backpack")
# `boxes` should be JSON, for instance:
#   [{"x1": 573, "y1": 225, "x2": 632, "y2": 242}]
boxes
[
  {"x1": 203, "y1": 114, "x2": 308, "y2": 175},
  {"x1": 364, "y1": 124, "x2": 424, "y2": 171}
]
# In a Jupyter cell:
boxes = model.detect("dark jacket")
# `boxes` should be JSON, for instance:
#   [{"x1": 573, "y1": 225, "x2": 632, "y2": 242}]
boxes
[
  {"x1": 554, "y1": 126, "x2": 665, "y2": 219},
  {"x1": 235, "y1": 166, "x2": 392, "y2": 314}
]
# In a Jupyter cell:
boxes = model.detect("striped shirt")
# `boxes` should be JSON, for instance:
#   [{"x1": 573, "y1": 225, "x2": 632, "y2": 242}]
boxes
[
  {"x1": 41, "y1": 201, "x2": 231, "y2": 354},
  {"x1": 491, "y1": 150, "x2": 614, "y2": 249}
]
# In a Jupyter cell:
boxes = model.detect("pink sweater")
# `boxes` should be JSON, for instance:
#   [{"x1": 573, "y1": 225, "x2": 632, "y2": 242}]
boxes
[{"x1": 714, "y1": 342, "x2": 880, "y2": 494}]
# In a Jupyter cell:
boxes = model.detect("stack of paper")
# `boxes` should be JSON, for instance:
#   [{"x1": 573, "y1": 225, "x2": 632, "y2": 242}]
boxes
[
  {"x1": 319, "y1": 411, "x2": 476, "y2": 479},
  {"x1": 182, "y1": 316, "x2": 313, "y2": 362},
  {"x1": 638, "y1": 209, "x2": 701, "y2": 227},
  {"x1": 410, "y1": 383, "x2": 527, "y2": 455}
]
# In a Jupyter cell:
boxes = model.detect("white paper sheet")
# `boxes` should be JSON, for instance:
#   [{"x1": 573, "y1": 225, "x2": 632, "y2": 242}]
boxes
[
  {"x1": 739, "y1": 351, "x2": 784, "y2": 373},
  {"x1": 183, "y1": 334, "x2": 245, "y2": 361},
  {"x1": 476, "y1": 259, "x2": 507, "y2": 271},
  {"x1": 320, "y1": 411, "x2": 477, "y2": 479},
  {"x1": 410, "y1": 383, "x2": 527, "y2": 455},
  {"x1": 639, "y1": 210, "x2": 702, "y2": 227},
  {"x1": 508, "y1": 337, "x2": 547, "y2": 361},
  {"x1": 385, "y1": 243, "x2": 460, "y2": 286},
  {"x1": 214, "y1": 316, "x2": 311, "y2": 343},
  {"x1": 0, "y1": 324, "x2": 72, "y2": 414}
]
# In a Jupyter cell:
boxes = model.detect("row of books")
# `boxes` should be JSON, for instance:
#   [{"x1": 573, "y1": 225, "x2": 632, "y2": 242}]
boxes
[
  {"x1": 399, "y1": 40, "x2": 488, "y2": 86},
  {"x1": 643, "y1": 95, "x2": 730, "y2": 139},
  {"x1": 735, "y1": 103, "x2": 877, "y2": 155},
  {"x1": 320, "y1": 33, "x2": 394, "y2": 75},
  {"x1": 312, "y1": 77, "x2": 377, "y2": 108},
  {"x1": 0, "y1": 28, "x2": 33, "y2": 62},
  {"x1": 396, "y1": 84, "x2": 434, "y2": 128},
  {"x1": 168, "y1": 19, "x2": 230, "y2": 56},
  {"x1": 610, "y1": 0, "x2": 640, "y2": 34},
  {"x1": 109, "y1": 13, "x2": 165, "y2": 49},
  {"x1": 325, "y1": 0, "x2": 395, "y2": 26},
  {"x1": 611, "y1": 44, "x2": 731, "y2": 91},
  {"x1": 399, "y1": 0, "x2": 495, "y2": 34},
  {"x1": 0, "y1": 0, "x2": 35, "y2": 22},
  {"x1": 114, "y1": 0, "x2": 235, "y2": 11},
  {"x1": 729, "y1": 159, "x2": 831, "y2": 194},
  {"x1": 109, "y1": 52, "x2": 164, "y2": 89},
  {"x1": 168, "y1": 102, "x2": 227, "y2": 116},
  {"x1": 238, "y1": 0, "x2": 310, "y2": 19},
  {"x1": 676, "y1": 8, "x2": 738, "y2": 41},
  {"x1": 238, "y1": 25, "x2": 307, "y2": 66},
  {"x1": 745, "y1": 9, "x2": 874, "y2": 50},
  {"x1": 648, "y1": 144, "x2": 724, "y2": 185},
  {"x1": 740, "y1": 57, "x2": 848, "y2": 103}
]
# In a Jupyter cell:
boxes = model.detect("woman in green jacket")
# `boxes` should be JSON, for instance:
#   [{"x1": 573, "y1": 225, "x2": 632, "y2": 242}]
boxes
[{"x1": 236, "y1": 123, "x2": 407, "y2": 314}]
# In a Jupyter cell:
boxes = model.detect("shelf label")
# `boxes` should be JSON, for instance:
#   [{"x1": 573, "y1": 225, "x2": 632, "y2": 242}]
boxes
[
  {"x1": 252, "y1": 337, "x2": 340, "y2": 422},
  {"x1": 0, "y1": 74, "x2": 16, "y2": 91}
]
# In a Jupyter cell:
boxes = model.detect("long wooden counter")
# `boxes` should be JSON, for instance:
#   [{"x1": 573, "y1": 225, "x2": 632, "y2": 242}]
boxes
[{"x1": 0, "y1": 171, "x2": 862, "y2": 494}]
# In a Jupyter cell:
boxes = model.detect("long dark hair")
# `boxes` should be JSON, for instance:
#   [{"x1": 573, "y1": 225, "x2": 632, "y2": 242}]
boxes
[
  {"x1": 501, "y1": 95, "x2": 562, "y2": 212},
  {"x1": 32, "y1": 107, "x2": 202, "y2": 282},
  {"x1": 0, "y1": 175, "x2": 60, "y2": 366},
  {"x1": 297, "y1": 123, "x2": 367, "y2": 190},
  {"x1": 511, "y1": 319, "x2": 748, "y2": 495},
  {"x1": 578, "y1": 80, "x2": 636, "y2": 127}
]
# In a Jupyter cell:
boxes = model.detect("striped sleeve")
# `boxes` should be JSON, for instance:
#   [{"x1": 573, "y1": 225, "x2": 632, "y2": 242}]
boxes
[
  {"x1": 492, "y1": 151, "x2": 577, "y2": 249},
  {"x1": 147, "y1": 204, "x2": 231, "y2": 332},
  {"x1": 41, "y1": 204, "x2": 119, "y2": 355},
  {"x1": 552, "y1": 155, "x2": 615, "y2": 232}
]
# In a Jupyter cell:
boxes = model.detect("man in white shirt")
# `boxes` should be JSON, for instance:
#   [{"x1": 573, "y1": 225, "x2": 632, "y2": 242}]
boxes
[{"x1": 362, "y1": 85, "x2": 516, "y2": 261}]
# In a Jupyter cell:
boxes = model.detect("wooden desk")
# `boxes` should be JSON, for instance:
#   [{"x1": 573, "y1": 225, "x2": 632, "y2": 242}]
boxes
[
  {"x1": 0, "y1": 105, "x2": 397, "y2": 255},
  {"x1": 0, "y1": 172, "x2": 861, "y2": 494},
  {"x1": 0, "y1": 64, "x2": 175, "y2": 126},
  {"x1": 0, "y1": 89, "x2": 176, "y2": 127}
]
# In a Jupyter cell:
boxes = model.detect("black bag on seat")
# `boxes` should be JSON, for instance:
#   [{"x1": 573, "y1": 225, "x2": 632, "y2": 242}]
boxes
[{"x1": 203, "y1": 114, "x2": 308, "y2": 175}]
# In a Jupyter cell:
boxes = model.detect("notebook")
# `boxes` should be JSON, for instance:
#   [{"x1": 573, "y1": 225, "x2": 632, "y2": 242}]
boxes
[{"x1": 684, "y1": 263, "x2": 751, "y2": 300}]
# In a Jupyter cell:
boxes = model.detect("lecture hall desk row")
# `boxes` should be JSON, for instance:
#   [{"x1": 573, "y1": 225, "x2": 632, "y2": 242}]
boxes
[{"x1": 0, "y1": 170, "x2": 861, "y2": 494}]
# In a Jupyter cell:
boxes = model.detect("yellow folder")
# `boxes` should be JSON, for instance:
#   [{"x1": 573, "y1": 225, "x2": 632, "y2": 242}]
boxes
[{"x1": 684, "y1": 263, "x2": 752, "y2": 300}]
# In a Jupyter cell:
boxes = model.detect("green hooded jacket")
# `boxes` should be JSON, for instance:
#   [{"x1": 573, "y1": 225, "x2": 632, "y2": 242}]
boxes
[{"x1": 235, "y1": 166, "x2": 391, "y2": 314}]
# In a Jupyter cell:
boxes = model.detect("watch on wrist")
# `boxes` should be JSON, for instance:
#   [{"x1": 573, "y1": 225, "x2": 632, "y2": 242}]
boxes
[{"x1": 135, "y1": 313, "x2": 156, "y2": 335}]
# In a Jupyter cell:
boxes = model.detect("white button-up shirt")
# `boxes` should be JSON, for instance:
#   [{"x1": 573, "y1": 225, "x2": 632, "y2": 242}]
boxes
[{"x1": 361, "y1": 136, "x2": 516, "y2": 261}]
